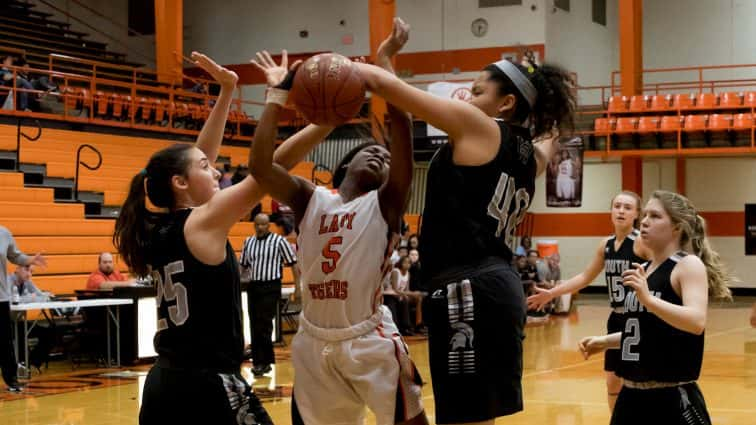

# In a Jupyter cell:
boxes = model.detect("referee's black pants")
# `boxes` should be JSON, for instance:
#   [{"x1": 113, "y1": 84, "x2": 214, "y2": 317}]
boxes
[
  {"x1": 248, "y1": 280, "x2": 281, "y2": 366},
  {"x1": 0, "y1": 301, "x2": 18, "y2": 386}
]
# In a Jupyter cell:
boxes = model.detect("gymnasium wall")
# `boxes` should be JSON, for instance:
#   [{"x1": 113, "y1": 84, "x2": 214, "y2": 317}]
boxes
[
  {"x1": 32, "y1": 0, "x2": 156, "y2": 68},
  {"x1": 530, "y1": 158, "x2": 756, "y2": 288},
  {"x1": 544, "y1": 0, "x2": 619, "y2": 106}
]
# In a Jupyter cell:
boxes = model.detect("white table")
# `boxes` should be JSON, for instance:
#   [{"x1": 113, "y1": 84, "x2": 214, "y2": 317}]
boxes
[{"x1": 11, "y1": 298, "x2": 133, "y2": 376}]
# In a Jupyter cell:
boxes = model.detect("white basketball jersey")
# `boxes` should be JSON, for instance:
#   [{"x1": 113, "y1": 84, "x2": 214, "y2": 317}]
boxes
[{"x1": 297, "y1": 187, "x2": 392, "y2": 329}]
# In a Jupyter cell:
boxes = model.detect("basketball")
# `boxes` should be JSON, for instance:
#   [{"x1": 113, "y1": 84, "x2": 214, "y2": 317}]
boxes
[{"x1": 290, "y1": 53, "x2": 366, "y2": 126}]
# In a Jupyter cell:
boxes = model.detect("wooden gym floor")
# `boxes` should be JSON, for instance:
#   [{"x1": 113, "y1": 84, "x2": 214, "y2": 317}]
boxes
[{"x1": 1, "y1": 295, "x2": 755, "y2": 424}]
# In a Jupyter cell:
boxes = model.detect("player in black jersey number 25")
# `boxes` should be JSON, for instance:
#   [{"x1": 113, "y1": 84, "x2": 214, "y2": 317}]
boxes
[
  {"x1": 114, "y1": 52, "x2": 335, "y2": 425},
  {"x1": 579, "y1": 190, "x2": 733, "y2": 425}
]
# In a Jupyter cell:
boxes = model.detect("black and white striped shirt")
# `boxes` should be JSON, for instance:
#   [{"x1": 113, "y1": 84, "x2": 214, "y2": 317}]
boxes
[{"x1": 239, "y1": 232, "x2": 296, "y2": 282}]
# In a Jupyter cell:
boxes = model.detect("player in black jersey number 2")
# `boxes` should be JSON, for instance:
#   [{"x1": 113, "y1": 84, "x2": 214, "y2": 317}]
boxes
[
  {"x1": 114, "y1": 52, "x2": 335, "y2": 425},
  {"x1": 579, "y1": 190, "x2": 733, "y2": 425},
  {"x1": 528, "y1": 191, "x2": 650, "y2": 411}
]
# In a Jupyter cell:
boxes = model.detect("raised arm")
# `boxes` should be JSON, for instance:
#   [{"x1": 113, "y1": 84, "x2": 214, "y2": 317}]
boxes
[
  {"x1": 274, "y1": 124, "x2": 335, "y2": 170},
  {"x1": 190, "y1": 52, "x2": 238, "y2": 164},
  {"x1": 375, "y1": 18, "x2": 413, "y2": 233},
  {"x1": 248, "y1": 50, "x2": 314, "y2": 223},
  {"x1": 528, "y1": 238, "x2": 607, "y2": 310},
  {"x1": 354, "y1": 62, "x2": 500, "y2": 166}
]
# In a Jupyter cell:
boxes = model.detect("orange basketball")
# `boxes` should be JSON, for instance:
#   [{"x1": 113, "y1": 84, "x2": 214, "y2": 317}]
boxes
[{"x1": 290, "y1": 53, "x2": 366, "y2": 126}]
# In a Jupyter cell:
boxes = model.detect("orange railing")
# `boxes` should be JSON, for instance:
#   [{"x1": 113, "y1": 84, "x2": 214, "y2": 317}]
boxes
[{"x1": 0, "y1": 61, "x2": 258, "y2": 140}]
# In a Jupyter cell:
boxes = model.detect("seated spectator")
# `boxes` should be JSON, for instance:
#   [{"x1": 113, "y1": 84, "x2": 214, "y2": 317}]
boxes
[
  {"x1": 525, "y1": 250, "x2": 551, "y2": 320},
  {"x1": 515, "y1": 236, "x2": 532, "y2": 257},
  {"x1": 86, "y1": 253, "x2": 136, "y2": 290},
  {"x1": 407, "y1": 233, "x2": 420, "y2": 251},
  {"x1": 9, "y1": 265, "x2": 47, "y2": 303},
  {"x1": 392, "y1": 256, "x2": 425, "y2": 334},
  {"x1": 408, "y1": 248, "x2": 424, "y2": 293},
  {"x1": 270, "y1": 199, "x2": 295, "y2": 236},
  {"x1": 1, "y1": 55, "x2": 33, "y2": 111},
  {"x1": 8, "y1": 265, "x2": 53, "y2": 370},
  {"x1": 382, "y1": 272, "x2": 412, "y2": 336}
]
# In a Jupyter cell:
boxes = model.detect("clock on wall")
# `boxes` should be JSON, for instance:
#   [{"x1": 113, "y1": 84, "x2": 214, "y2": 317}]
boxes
[{"x1": 471, "y1": 18, "x2": 488, "y2": 37}]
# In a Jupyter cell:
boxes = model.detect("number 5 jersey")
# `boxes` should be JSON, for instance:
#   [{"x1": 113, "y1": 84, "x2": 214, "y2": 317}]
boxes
[{"x1": 296, "y1": 187, "x2": 394, "y2": 330}]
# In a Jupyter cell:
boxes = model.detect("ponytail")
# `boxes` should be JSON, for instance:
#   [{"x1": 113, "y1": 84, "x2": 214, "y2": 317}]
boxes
[
  {"x1": 113, "y1": 172, "x2": 152, "y2": 277},
  {"x1": 113, "y1": 143, "x2": 194, "y2": 277},
  {"x1": 651, "y1": 190, "x2": 735, "y2": 301},
  {"x1": 690, "y1": 215, "x2": 734, "y2": 301}
]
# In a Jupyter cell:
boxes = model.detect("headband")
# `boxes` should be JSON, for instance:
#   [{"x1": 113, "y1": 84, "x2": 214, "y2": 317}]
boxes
[{"x1": 492, "y1": 59, "x2": 537, "y2": 109}]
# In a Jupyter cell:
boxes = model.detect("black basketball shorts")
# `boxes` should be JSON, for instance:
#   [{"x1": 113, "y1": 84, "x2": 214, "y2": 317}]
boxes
[
  {"x1": 139, "y1": 361, "x2": 272, "y2": 425},
  {"x1": 604, "y1": 311, "x2": 625, "y2": 373},
  {"x1": 611, "y1": 382, "x2": 712, "y2": 425},
  {"x1": 424, "y1": 263, "x2": 526, "y2": 424}
]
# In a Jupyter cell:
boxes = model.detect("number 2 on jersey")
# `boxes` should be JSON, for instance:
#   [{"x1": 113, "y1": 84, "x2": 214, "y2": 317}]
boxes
[
  {"x1": 321, "y1": 236, "x2": 343, "y2": 274},
  {"x1": 621, "y1": 317, "x2": 641, "y2": 361}
]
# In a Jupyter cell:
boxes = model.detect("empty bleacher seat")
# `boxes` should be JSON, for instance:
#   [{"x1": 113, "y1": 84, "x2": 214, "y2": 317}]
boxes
[
  {"x1": 683, "y1": 115, "x2": 707, "y2": 131},
  {"x1": 696, "y1": 93, "x2": 717, "y2": 109},
  {"x1": 608, "y1": 96, "x2": 628, "y2": 113},
  {"x1": 719, "y1": 92, "x2": 742, "y2": 108},
  {"x1": 672, "y1": 94, "x2": 695, "y2": 110},
  {"x1": 628, "y1": 95, "x2": 649, "y2": 113},
  {"x1": 615, "y1": 117, "x2": 638, "y2": 134},
  {"x1": 650, "y1": 94, "x2": 672, "y2": 111},
  {"x1": 744, "y1": 92, "x2": 756, "y2": 108},
  {"x1": 637, "y1": 116, "x2": 660, "y2": 133},
  {"x1": 708, "y1": 114, "x2": 732, "y2": 131}
]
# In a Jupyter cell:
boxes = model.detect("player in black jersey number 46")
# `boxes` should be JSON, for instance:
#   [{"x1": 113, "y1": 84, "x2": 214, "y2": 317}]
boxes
[{"x1": 579, "y1": 190, "x2": 734, "y2": 425}]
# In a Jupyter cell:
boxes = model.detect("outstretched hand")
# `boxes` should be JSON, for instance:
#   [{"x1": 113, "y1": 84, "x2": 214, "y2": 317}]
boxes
[
  {"x1": 377, "y1": 17, "x2": 410, "y2": 61},
  {"x1": 191, "y1": 51, "x2": 238, "y2": 88},
  {"x1": 526, "y1": 286, "x2": 554, "y2": 311},
  {"x1": 250, "y1": 50, "x2": 302, "y2": 88},
  {"x1": 578, "y1": 336, "x2": 607, "y2": 360}
]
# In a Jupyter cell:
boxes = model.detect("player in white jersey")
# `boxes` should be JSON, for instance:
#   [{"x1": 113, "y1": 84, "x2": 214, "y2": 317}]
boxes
[{"x1": 249, "y1": 19, "x2": 427, "y2": 425}]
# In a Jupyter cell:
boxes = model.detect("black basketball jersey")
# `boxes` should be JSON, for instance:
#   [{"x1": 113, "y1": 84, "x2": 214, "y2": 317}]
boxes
[
  {"x1": 420, "y1": 120, "x2": 536, "y2": 282},
  {"x1": 148, "y1": 209, "x2": 244, "y2": 371},
  {"x1": 618, "y1": 252, "x2": 704, "y2": 383},
  {"x1": 604, "y1": 229, "x2": 645, "y2": 309}
]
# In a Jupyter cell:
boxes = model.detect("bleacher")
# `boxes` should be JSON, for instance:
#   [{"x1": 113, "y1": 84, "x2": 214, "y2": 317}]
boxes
[
  {"x1": 0, "y1": 0, "x2": 147, "y2": 83},
  {"x1": 0, "y1": 122, "x2": 341, "y2": 296},
  {"x1": 590, "y1": 92, "x2": 756, "y2": 152}
]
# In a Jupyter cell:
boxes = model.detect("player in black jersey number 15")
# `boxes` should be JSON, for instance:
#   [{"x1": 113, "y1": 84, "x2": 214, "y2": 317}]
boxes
[{"x1": 579, "y1": 190, "x2": 733, "y2": 425}]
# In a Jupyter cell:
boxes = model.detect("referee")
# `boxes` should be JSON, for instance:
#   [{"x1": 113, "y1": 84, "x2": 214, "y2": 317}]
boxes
[{"x1": 240, "y1": 213, "x2": 298, "y2": 376}]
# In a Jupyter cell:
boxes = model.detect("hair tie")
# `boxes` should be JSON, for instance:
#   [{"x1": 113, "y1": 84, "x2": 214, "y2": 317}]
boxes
[{"x1": 139, "y1": 168, "x2": 148, "y2": 177}]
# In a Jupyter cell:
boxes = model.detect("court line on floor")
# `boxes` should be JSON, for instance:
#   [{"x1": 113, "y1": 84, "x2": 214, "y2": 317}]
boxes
[{"x1": 521, "y1": 325, "x2": 752, "y2": 379}]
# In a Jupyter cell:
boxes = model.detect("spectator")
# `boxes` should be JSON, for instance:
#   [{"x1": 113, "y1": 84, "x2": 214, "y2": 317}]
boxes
[
  {"x1": 9, "y1": 265, "x2": 46, "y2": 302},
  {"x1": 9, "y1": 265, "x2": 53, "y2": 371},
  {"x1": 16, "y1": 57, "x2": 57, "y2": 93},
  {"x1": 218, "y1": 164, "x2": 233, "y2": 189},
  {"x1": 230, "y1": 165, "x2": 248, "y2": 185},
  {"x1": 270, "y1": 199, "x2": 295, "y2": 236},
  {"x1": 537, "y1": 253, "x2": 561, "y2": 283},
  {"x1": 408, "y1": 248, "x2": 424, "y2": 292},
  {"x1": 407, "y1": 233, "x2": 420, "y2": 251},
  {"x1": 515, "y1": 236, "x2": 532, "y2": 257},
  {"x1": 239, "y1": 213, "x2": 299, "y2": 376},
  {"x1": 86, "y1": 253, "x2": 136, "y2": 290},
  {"x1": 1, "y1": 225, "x2": 46, "y2": 392},
  {"x1": 1, "y1": 55, "x2": 33, "y2": 111},
  {"x1": 392, "y1": 256, "x2": 425, "y2": 334},
  {"x1": 525, "y1": 250, "x2": 551, "y2": 321},
  {"x1": 382, "y1": 268, "x2": 412, "y2": 336}
]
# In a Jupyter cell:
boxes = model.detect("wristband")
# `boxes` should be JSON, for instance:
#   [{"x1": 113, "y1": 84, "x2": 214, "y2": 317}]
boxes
[{"x1": 266, "y1": 88, "x2": 289, "y2": 106}]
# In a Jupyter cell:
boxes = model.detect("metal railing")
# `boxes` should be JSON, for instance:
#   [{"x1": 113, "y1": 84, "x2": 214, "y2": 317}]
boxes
[
  {"x1": 15, "y1": 117, "x2": 41, "y2": 171},
  {"x1": 73, "y1": 144, "x2": 102, "y2": 200}
]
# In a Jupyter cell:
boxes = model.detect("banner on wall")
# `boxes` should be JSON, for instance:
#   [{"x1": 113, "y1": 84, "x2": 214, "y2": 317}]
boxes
[
  {"x1": 546, "y1": 136, "x2": 584, "y2": 208},
  {"x1": 426, "y1": 81, "x2": 473, "y2": 137},
  {"x1": 746, "y1": 204, "x2": 756, "y2": 255}
]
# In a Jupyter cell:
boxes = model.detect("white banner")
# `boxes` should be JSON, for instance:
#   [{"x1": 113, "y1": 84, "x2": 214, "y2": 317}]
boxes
[{"x1": 426, "y1": 81, "x2": 473, "y2": 136}]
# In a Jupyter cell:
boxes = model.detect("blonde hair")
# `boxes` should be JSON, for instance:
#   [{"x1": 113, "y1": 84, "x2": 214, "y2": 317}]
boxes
[
  {"x1": 650, "y1": 190, "x2": 733, "y2": 301},
  {"x1": 611, "y1": 190, "x2": 642, "y2": 228}
]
